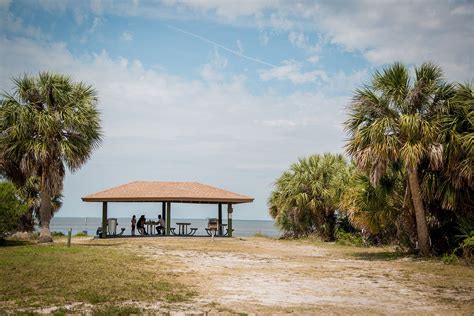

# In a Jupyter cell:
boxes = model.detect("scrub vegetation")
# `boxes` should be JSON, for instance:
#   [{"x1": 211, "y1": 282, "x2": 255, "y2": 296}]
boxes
[{"x1": 269, "y1": 62, "x2": 473, "y2": 259}]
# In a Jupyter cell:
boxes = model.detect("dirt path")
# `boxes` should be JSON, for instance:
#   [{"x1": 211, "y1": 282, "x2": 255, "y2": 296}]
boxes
[{"x1": 110, "y1": 236, "x2": 473, "y2": 314}]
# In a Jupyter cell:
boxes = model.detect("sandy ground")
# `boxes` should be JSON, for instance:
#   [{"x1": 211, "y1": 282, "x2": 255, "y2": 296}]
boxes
[{"x1": 96, "y1": 236, "x2": 474, "y2": 315}]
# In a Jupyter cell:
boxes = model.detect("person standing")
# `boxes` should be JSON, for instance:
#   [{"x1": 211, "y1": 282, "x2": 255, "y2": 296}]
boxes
[{"x1": 131, "y1": 215, "x2": 137, "y2": 236}]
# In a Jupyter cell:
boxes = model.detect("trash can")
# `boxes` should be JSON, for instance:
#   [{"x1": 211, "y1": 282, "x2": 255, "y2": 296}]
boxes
[{"x1": 107, "y1": 218, "x2": 117, "y2": 235}]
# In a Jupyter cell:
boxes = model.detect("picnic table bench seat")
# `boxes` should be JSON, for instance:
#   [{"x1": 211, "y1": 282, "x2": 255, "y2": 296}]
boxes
[{"x1": 205, "y1": 227, "x2": 234, "y2": 236}]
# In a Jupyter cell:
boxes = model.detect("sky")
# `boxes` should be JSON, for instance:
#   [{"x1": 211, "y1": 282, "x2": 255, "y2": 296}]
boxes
[{"x1": 0, "y1": 0, "x2": 473, "y2": 220}]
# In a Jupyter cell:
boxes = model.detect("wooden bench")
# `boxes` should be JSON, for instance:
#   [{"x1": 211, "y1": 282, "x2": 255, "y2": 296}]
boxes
[{"x1": 206, "y1": 227, "x2": 233, "y2": 236}]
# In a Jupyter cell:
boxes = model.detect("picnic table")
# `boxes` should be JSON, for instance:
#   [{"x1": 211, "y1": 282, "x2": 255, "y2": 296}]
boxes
[
  {"x1": 176, "y1": 222, "x2": 191, "y2": 235},
  {"x1": 145, "y1": 220, "x2": 159, "y2": 235},
  {"x1": 171, "y1": 222, "x2": 197, "y2": 236}
]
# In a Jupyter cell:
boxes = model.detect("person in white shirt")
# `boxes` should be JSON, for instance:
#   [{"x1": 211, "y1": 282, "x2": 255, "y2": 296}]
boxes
[{"x1": 156, "y1": 215, "x2": 165, "y2": 235}]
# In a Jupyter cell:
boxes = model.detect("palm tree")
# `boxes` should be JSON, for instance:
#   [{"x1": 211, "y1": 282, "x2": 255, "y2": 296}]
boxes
[
  {"x1": 435, "y1": 83, "x2": 474, "y2": 210},
  {"x1": 340, "y1": 164, "x2": 418, "y2": 247},
  {"x1": 269, "y1": 153, "x2": 350, "y2": 239},
  {"x1": 0, "y1": 72, "x2": 102, "y2": 243},
  {"x1": 345, "y1": 62, "x2": 454, "y2": 256}
]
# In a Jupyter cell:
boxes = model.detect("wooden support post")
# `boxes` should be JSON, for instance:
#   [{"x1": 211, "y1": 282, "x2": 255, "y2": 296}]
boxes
[
  {"x1": 227, "y1": 203, "x2": 233, "y2": 237},
  {"x1": 162, "y1": 202, "x2": 166, "y2": 221},
  {"x1": 218, "y1": 203, "x2": 223, "y2": 236},
  {"x1": 67, "y1": 228, "x2": 72, "y2": 247},
  {"x1": 166, "y1": 202, "x2": 171, "y2": 236},
  {"x1": 102, "y1": 202, "x2": 107, "y2": 238}
]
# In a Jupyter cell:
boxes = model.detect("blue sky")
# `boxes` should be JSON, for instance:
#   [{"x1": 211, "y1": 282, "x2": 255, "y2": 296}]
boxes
[{"x1": 1, "y1": 0, "x2": 473, "y2": 220}]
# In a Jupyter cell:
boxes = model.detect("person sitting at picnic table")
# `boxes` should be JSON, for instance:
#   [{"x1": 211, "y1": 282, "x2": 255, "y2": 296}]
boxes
[
  {"x1": 137, "y1": 215, "x2": 148, "y2": 235},
  {"x1": 156, "y1": 215, "x2": 165, "y2": 235}
]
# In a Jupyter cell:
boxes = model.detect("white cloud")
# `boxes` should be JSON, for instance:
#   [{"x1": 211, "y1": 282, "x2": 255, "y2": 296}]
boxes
[
  {"x1": 0, "y1": 4, "x2": 46, "y2": 40},
  {"x1": 259, "y1": 31, "x2": 270, "y2": 46},
  {"x1": 162, "y1": 1, "x2": 473, "y2": 80},
  {"x1": 163, "y1": 0, "x2": 279, "y2": 20},
  {"x1": 307, "y1": 55, "x2": 319, "y2": 64},
  {"x1": 314, "y1": 1, "x2": 474, "y2": 80},
  {"x1": 259, "y1": 60, "x2": 327, "y2": 84},
  {"x1": 37, "y1": 0, "x2": 68, "y2": 13},
  {"x1": 0, "y1": 36, "x2": 348, "y2": 219},
  {"x1": 22, "y1": 1, "x2": 473, "y2": 80},
  {"x1": 288, "y1": 31, "x2": 321, "y2": 53},
  {"x1": 288, "y1": 31, "x2": 322, "y2": 63},
  {"x1": 258, "y1": 119, "x2": 296, "y2": 128},
  {"x1": 200, "y1": 47, "x2": 228, "y2": 81},
  {"x1": 121, "y1": 31, "x2": 133, "y2": 41}
]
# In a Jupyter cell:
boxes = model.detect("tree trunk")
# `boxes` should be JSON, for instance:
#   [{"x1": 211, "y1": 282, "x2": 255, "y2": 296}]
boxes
[
  {"x1": 38, "y1": 190, "x2": 53, "y2": 243},
  {"x1": 325, "y1": 212, "x2": 336, "y2": 241},
  {"x1": 407, "y1": 166, "x2": 430, "y2": 256}
]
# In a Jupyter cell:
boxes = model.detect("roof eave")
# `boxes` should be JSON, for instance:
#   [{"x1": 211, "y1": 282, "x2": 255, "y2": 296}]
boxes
[{"x1": 81, "y1": 197, "x2": 254, "y2": 204}]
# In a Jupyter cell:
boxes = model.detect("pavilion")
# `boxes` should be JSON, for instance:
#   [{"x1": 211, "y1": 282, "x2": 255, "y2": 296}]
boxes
[{"x1": 81, "y1": 181, "x2": 254, "y2": 238}]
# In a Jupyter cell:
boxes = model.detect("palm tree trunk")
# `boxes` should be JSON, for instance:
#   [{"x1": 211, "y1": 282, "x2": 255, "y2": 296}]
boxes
[
  {"x1": 38, "y1": 190, "x2": 53, "y2": 243},
  {"x1": 325, "y1": 212, "x2": 336, "y2": 241},
  {"x1": 407, "y1": 166, "x2": 430, "y2": 256}
]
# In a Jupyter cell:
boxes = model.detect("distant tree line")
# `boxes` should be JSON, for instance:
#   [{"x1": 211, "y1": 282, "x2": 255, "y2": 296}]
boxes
[{"x1": 269, "y1": 62, "x2": 473, "y2": 259}]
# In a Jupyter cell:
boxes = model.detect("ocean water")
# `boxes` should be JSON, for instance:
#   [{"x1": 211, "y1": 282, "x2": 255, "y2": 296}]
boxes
[{"x1": 47, "y1": 217, "x2": 281, "y2": 237}]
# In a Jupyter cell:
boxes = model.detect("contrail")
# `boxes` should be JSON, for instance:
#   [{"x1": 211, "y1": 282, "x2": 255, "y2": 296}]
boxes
[{"x1": 166, "y1": 24, "x2": 277, "y2": 68}]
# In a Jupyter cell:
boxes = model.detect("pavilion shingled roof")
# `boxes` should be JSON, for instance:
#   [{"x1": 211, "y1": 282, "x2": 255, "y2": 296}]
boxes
[{"x1": 81, "y1": 181, "x2": 254, "y2": 204}]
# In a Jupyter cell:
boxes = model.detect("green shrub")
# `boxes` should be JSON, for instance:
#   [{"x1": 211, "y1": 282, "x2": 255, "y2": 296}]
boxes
[
  {"x1": 442, "y1": 253, "x2": 459, "y2": 265},
  {"x1": 460, "y1": 235, "x2": 473, "y2": 264},
  {"x1": 0, "y1": 181, "x2": 28, "y2": 238},
  {"x1": 335, "y1": 231, "x2": 365, "y2": 247},
  {"x1": 51, "y1": 231, "x2": 65, "y2": 237},
  {"x1": 74, "y1": 231, "x2": 88, "y2": 237}
]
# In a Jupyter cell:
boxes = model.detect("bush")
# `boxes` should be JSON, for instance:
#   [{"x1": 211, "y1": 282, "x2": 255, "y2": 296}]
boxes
[
  {"x1": 335, "y1": 230, "x2": 365, "y2": 247},
  {"x1": 74, "y1": 231, "x2": 88, "y2": 237},
  {"x1": 51, "y1": 231, "x2": 65, "y2": 237},
  {"x1": 0, "y1": 181, "x2": 27, "y2": 238},
  {"x1": 442, "y1": 253, "x2": 459, "y2": 265}
]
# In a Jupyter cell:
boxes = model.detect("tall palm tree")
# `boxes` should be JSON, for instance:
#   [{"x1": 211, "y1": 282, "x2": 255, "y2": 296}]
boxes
[
  {"x1": 0, "y1": 72, "x2": 102, "y2": 243},
  {"x1": 269, "y1": 153, "x2": 350, "y2": 239},
  {"x1": 345, "y1": 62, "x2": 454, "y2": 256}
]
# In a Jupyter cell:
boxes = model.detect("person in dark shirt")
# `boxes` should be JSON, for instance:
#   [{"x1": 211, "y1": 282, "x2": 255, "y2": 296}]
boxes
[{"x1": 137, "y1": 215, "x2": 148, "y2": 235}]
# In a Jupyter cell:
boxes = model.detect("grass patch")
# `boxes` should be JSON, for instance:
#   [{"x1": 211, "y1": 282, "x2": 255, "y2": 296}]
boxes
[
  {"x1": 350, "y1": 250, "x2": 409, "y2": 261},
  {"x1": 253, "y1": 231, "x2": 271, "y2": 238},
  {"x1": 74, "y1": 231, "x2": 88, "y2": 237},
  {"x1": 92, "y1": 305, "x2": 142, "y2": 315},
  {"x1": 0, "y1": 242, "x2": 195, "y2": 312}
]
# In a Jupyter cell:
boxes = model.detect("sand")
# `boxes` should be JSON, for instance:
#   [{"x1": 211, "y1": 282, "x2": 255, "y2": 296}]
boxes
[{"x1": 105, "y1": 236, "x2": 474, "y2": 315}]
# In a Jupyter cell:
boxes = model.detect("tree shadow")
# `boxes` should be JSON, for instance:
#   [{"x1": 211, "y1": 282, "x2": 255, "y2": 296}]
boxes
[
  {"x1": 81, "y1": 242, "x2": 127, "y2": 247},
  {"x1": 0, "y1": 239, "x2": 33, "y2": 247},
  {"x1": 350, "y1": 251, "x2": 413, "y2": 261}
]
